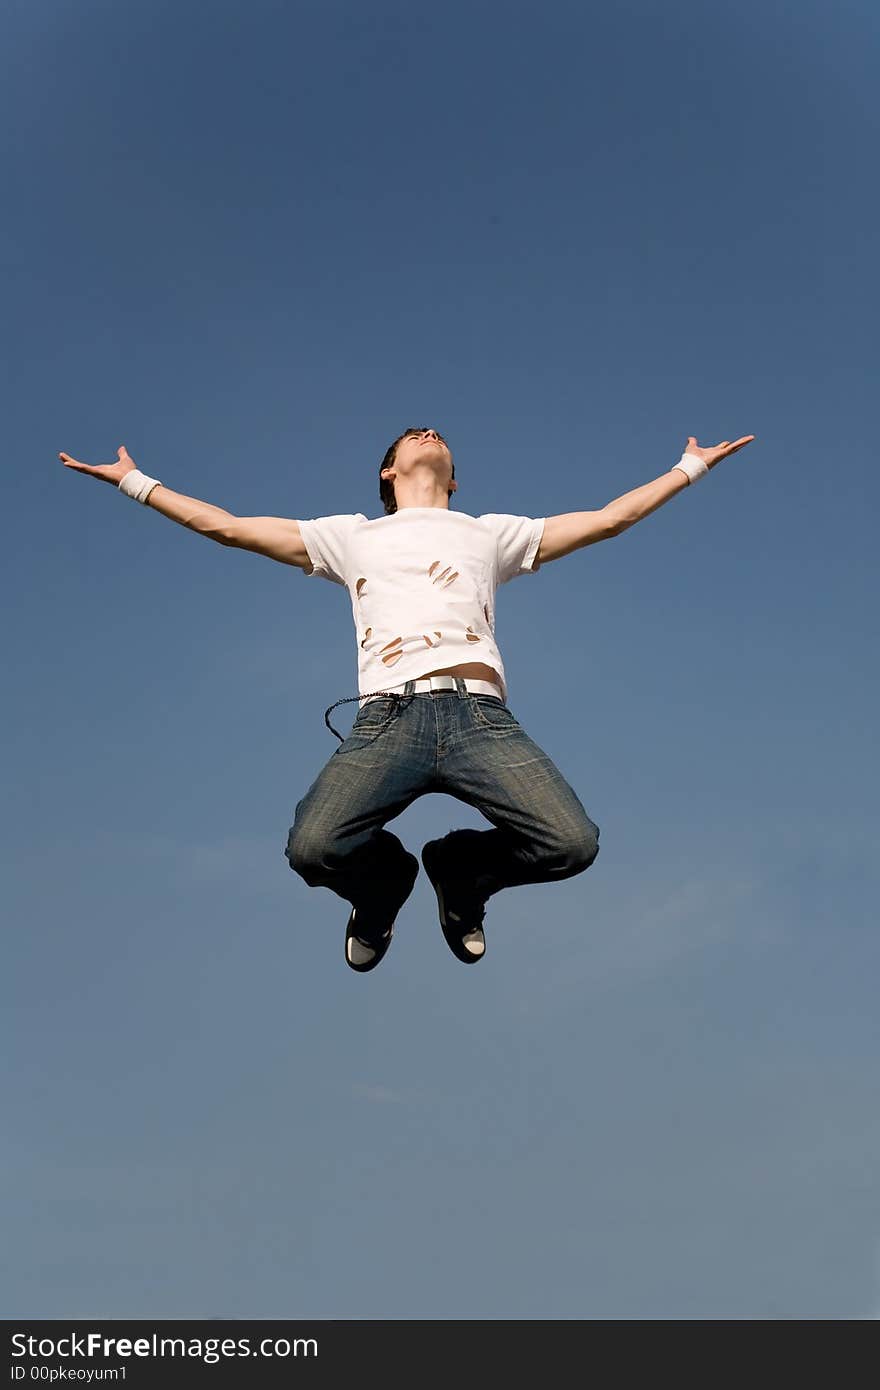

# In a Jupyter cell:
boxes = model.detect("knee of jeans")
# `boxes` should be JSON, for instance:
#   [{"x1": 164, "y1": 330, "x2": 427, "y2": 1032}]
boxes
[
  {"x1": 284, "y1": 824, "x2": 328, "y2": 879},
  {"x1": 559, "y1": 822, "x2": 600, "y2": 874}
]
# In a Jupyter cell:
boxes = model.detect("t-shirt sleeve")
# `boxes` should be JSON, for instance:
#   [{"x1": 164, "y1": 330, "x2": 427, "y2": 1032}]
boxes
[
  {"x1": 482, "y1": 513, "x2": 546, "y2": 584},
  {"x1": 296, "y1": 514, "x2": 365, "y2": 587}
]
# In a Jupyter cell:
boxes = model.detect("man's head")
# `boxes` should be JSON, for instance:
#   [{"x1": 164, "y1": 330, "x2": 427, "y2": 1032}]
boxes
[{"x1": 379, "y1": 427, "x2": 457, "y2": 515}]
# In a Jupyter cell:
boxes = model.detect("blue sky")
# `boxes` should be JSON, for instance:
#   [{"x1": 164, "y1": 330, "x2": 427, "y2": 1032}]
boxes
[{"x1": 3, "y1": 0, "x2": 878, "y2": 1318}]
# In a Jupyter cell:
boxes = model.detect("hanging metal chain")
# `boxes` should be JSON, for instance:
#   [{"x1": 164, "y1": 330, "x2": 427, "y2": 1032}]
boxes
[{"x1": 323, "y1": 688, "x2": 416, "y2": 742}]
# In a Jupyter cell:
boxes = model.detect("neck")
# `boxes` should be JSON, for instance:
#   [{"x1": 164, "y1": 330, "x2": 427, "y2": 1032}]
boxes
[{"x1": 394, "y1": 490, "x2": 451, "y2": 510}]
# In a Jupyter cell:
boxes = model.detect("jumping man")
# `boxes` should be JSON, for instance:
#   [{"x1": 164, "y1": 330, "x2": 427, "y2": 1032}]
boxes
[{"x1": 59, "y1": 426, "x2": 754, "y2": 972}]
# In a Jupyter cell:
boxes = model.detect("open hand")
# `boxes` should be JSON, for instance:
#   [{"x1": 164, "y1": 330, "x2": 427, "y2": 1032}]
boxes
[
  {"x1": 58, "y1": 444, "x2": 136, "y2": 486},
  {"x1": 684, "y1": 435, "x2": 755, "y2": 470}
]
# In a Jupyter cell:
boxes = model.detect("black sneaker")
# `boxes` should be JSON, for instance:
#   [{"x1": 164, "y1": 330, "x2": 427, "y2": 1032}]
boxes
[
  {"x1": 421, "y1": 839, "x2": 487, "y2": 964},
  {"x1": 344, "y1": 851, "x2": 419, "y2": 973}
]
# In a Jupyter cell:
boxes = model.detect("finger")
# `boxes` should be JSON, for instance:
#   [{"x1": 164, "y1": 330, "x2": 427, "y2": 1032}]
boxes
[
  {"x1": 59, "y1": 453, "x2": 94, "y2": 473},
  {"x1": 726, "y1": 437, "x2": 755, "y2": 455}
]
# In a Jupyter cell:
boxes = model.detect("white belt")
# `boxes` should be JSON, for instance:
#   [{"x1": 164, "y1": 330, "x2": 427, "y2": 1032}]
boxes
[{"x1": 360, "y1": 674, "x2": 502, "y2": 706}]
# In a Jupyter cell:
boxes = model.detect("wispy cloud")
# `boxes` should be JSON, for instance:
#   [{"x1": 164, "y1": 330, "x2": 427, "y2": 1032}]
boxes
[{"x1": 505, "y1": 864, "x2": 769, "y2": 1016}]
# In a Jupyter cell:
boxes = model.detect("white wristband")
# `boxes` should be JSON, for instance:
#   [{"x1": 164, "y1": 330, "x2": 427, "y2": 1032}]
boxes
[
  {"x1": 119, "y1": 468, "x2": 163, "y2": 504},
  {"x1": 671, "y1": 451, "x2": 709, "y2": 485}
]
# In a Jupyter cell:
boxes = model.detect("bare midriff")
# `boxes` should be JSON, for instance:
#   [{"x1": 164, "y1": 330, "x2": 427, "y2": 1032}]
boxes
[{"x1": 421, "y1": 661, "x2": 502, "y2": 685}]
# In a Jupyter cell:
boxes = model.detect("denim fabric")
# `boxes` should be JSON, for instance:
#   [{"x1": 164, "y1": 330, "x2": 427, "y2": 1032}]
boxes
[{"x1": 284, "y1": 678, "x2": 599, "y2": 914}]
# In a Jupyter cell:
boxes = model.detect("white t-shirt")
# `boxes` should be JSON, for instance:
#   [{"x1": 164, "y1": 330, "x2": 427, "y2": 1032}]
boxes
[{"x1": 297, "y1": 507, "x2": 545, "y2": 703}]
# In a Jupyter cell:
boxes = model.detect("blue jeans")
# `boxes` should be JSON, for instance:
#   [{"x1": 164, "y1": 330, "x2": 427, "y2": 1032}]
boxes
[{"x1": 284, "y1": 678, "x2": 599, "y2": 913}]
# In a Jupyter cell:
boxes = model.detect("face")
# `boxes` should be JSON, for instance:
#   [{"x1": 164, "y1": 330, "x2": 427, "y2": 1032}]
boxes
[{"x1": 382, "y1": 428, "x2": 456, "y2": 494}]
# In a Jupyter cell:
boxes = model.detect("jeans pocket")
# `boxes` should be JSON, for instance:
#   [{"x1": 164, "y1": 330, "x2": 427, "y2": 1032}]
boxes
[
  {"x1": 335, "y1": 697, "x2": 398, "y2": 752},
  {"x1": 468, "y1": 694, "x2": 521, "y2": 735}
]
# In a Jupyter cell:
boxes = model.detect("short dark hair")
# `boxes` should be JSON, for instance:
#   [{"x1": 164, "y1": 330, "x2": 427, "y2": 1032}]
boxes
[{"x1": 378, "y1": 427, "x2": 456, "y2": 516}]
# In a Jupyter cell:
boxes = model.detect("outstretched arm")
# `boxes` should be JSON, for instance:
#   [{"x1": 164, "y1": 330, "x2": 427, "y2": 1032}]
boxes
[
  {"x1": 536, "y1": 434, "x2": 755, "y2": 564},
  {"x1": 59, "y1": 444, "x2": 310, "y2": 567}
]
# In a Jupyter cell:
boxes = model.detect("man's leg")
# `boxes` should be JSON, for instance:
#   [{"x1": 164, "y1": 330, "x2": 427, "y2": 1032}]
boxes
[
  {"x1": 432, "y1": 684, "x2": 600, "y2": 906},
  {"x1": 284, "y1": 689, "x2": 432, "y2": 916}
]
